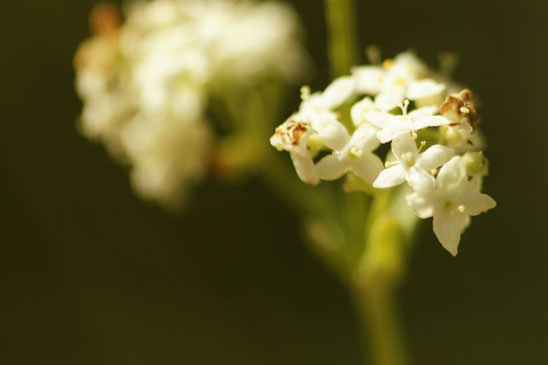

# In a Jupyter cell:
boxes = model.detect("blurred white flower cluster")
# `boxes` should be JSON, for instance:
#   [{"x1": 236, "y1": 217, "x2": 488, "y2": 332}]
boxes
[
  {"x1": 271, "y1": 52, "x2": 496, "y2": 255},
  {"x1": 75, "y1": 0, "x2": 307, "y2": 207}
]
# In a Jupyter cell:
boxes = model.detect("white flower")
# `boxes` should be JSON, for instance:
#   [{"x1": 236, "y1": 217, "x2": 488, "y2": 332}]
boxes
[
  {"x1": 298, "y1": 76, "x2": 356, "y2": 114},
  {"x1": 272, "y1": 50, "x2": 496, "y2": 256},
  {"x1": 313, "y1": 124, "x2": 384, "y2": 184},
  {"x1": 122, "y1": 114, "x2": 212, "y2": 207},
  {"x1": 76, "y1": 0, "x2": 309, "y2": 206},
  {"x1": 373, "y1": 133, "x2": 454, "y2": 189},
  {"x1": 270, "y1": 105, "x2": 350, "y2": 184},
  {"x1": 352, "y1": 65, "x2": 385, "y2": 95},
  {"x1": 353, "y1": 52, "x2": 427, "y2": 94},
  {"x1": 79, "y1": 91, "x2": 136, "y2": 156},
  {"x1": 270, "y1": 118, "x2": 317, "y2": 184},
  {"x1": 366, "y1": 103, "x2": 452, "y2": 143},
  {"x1": 74, "y1": 6, "x2": 136, "y2": 155},
  {"x1": 406, "y1": 79, "x2": 446, "y2": 108},
  {"x1": 121, "y1": 0, "x2": 308, "y2": 84},
  {"x1": 270, "y1": 78, "x2": 367, "y2": 185},
  {"x1": 212, "y1": 1, "x2": 309, "y2": 81},
  {"x1": 130, "y1": 32, "x2": 210, "y2": 118},
  {"x1": 406, "y1": 156, "x2": 496, "y2": 256},
  {"x1": 317, "y1": 76, "x2": 356, "y2": 110},
  {"x1": 352, "y1": 52, "x2": 445, "y2": 112},
  {"x1": 439, "y1": 89, "x2": 484, "y2": 153},
  {"x1": 351, "y1": 96, "x2": 378, "y2": 127}
]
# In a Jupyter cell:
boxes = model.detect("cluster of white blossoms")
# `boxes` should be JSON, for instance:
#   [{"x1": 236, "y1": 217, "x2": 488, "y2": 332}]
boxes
[
  {"x1": 75, "y1": 0, "x2": 307, "y2": 206},
  {"x1": 271, "y1": 52, "x2": 496, "y2": 255}
]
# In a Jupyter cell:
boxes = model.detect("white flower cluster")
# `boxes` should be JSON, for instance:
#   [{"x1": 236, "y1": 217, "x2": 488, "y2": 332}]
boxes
[
  {"x1": 271, "y1": 52, "x2": 496, "y2": 255},
  {"x1": 75, "y1": 0, "x2": 307, "y2": 207}
]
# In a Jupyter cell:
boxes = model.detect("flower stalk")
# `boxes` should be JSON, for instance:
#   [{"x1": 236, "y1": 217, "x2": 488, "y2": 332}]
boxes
[
  {"x1": 354, "y1": 212, "x2": 410, "y2": 365},
  {"x1": 353, "y1": 279, "x2": 408, "y2": 365}
]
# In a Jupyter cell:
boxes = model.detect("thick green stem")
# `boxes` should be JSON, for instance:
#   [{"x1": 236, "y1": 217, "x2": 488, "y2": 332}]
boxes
[
  {"x1": 353, "y1": 211, "x2": 409, "y2": 365},
  {"x1": 325, "y1": 0, "x2": 359, "y2": 77},
  {"x1": 353, "y1": 282, "x2": 408, "y2": 365}
]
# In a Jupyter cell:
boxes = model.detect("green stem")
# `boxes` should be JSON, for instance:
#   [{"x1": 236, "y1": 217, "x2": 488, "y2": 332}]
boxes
[
  {"x1": 353, "y1": 281, "x2": 408, "y2": 365},
  {"x1": 352, "y1": 194, "x2": 411, "y2": 365},
  {"x1": 325, "y1": 0, "x2": 359, "y2": 77}
]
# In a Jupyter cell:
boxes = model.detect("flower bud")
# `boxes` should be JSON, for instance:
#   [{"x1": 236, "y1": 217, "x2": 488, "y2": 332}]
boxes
[
  {"x1": 306, "y1": 133, "x2": 324, "y2": 158},
  {"x1": 440, "y1": 125, "x2": 462, "y2": 144},
  {"x1": 463, "y1": 151, "x2": 488, "y2": 176}
]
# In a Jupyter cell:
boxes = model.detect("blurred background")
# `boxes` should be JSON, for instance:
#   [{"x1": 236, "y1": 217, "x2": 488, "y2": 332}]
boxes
[{"x1": 2, "y1": 0, "x2": 547, "y2": 364}]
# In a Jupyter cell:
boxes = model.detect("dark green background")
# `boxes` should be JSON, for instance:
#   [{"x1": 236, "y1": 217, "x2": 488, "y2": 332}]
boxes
[{"x1": 2, "y1": 0, "x2": 547, "y2": 363}]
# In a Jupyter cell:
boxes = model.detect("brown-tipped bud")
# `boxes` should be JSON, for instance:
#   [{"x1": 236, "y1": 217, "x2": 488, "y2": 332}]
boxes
[
  {"x1": 439, "y1": 89, "x2": 481, "y2": 129},
  {"x1": 271, "y1": 120, "x2": 311, "y2": 150},
  {"x1": 90, "y1": 3, "x2": 122, "y2": 36}
]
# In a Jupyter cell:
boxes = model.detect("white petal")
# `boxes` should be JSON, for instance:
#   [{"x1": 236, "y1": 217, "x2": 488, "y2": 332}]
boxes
[
  {"x1": 321, "y1": 76, "x2": 356, "y2": 110},
  {"x1": 377, "y1": 125, "x2": 410, "y2": 144},
  {"x1": 437, "y1": 156, "x2": 466, "y2": 191},
  {"x1": 352, "y1": 66, "x2": 384, "y2": 94},
  {"x1": 375, "y1": 86, "x2": 406, "y2": 112},
  {"x1": 349, "y1": 124, "x2": 380, "y2": 152},
  {"x1": 351, "y1": 97, "x2": 377, "y2": 127},
  {"x1": 406, "y1": 191, "x2": 434, "y2": 218},
  {"x1": 365, "y1": 111, "x2": 397, "y2": 130},
  {"x1": 407, "y1": 106, "x2": 436, "y2": 118},
  {"x1": 407, "y1": 80, "x2": 446, "y2": 108},
  {"x1": 416, "y1": 145, "x2": 455, "y2": 170},
  {"x1": 313, "y1": 154, "x2": 348, "y2": 181},
  {"x1": 433, "y1": 210, "x2": 469, "y2": 256},
  {"x1": 412, "y1": 115, "x2": 452, "y2": 130},
  {"x1": 309, "y1": 111, "x2": 350, "y2": 150},
  {"x1": 373, "y1": 165, "x2": 406, "y2": 188},
  {"x1": 391, "y1": 52, "x2": 428, "y2": 78},
  {"x1": 461, "y1": 192, "x2": 497, "y2": 216},
  {"x1": 290, "y1": 151, "x2": 318, "y2": 185},
  {"x1": 407, "y1": 168, "x2": 435, "y2": 193},
  {"x1": 392, "y1": 133, "x2": 418, "y2": 162},
  {"x1": 407, "y1": 80, "x2": 445, "y2": 100},
  {"x1": 349, "y1": 153, "x2": 384, "y2": 184}
]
